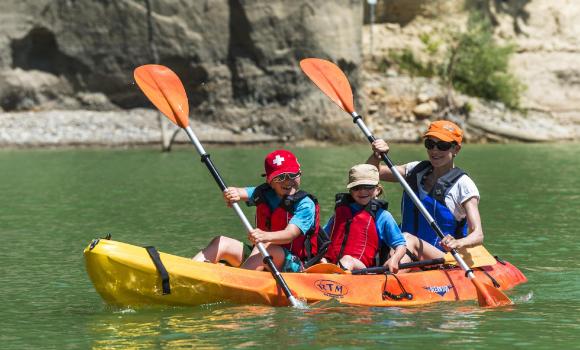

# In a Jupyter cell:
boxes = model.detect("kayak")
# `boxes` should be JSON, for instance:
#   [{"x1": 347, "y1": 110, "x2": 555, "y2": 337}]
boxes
[{"x1": 84, "y1": 238, "x2": 527, "y2": 308}]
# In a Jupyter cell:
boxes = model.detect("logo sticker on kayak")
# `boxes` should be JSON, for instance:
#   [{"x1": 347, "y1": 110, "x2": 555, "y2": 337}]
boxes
[
  {"x1": 424, "y1": 285, "x2": 454, "y2": 297},
  {"x1": 315, "y1": 279, "x2": 349, "y2": 298}
]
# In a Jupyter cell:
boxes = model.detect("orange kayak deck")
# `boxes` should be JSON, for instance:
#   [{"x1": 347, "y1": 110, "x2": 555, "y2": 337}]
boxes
[{"x1": 84, "y1": 239, "x2": 527, "y2": 308}]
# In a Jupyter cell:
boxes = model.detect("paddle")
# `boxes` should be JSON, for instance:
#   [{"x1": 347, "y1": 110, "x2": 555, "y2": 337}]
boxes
[
  {"x1": 134, "y1": 64, "x2": 304, "y2": 308},
  {"x1": 300, "y1": 58, "x2": 512, "y2": 307},
  {"x1": 304, "y1": 245, "x2": 497, "y2": 275}
]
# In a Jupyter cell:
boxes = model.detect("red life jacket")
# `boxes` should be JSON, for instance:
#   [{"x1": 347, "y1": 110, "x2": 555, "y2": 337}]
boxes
[
  {"x1": 325, "y1": 193, "x2": 387, "y2": 268},
  {"x1": 251, "y1": 184, "x2": 330, "y2": 268}
]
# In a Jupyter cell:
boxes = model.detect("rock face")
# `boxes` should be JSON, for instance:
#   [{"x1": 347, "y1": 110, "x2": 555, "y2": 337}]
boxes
[
  {"x1": 1, "y1": 0, "x2": 579, "y2": 146},
  {"x1": 0, "y1": 0, "x2": 363, "y2": 144},
  {"x1": 362, "y1": 0, "x2": 580, "y2": 142}
]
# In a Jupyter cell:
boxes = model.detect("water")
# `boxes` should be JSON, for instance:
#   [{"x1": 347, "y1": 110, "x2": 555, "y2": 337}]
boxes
[{"x1": 1, "y1": 144, "x2": 579, "y2": 349}]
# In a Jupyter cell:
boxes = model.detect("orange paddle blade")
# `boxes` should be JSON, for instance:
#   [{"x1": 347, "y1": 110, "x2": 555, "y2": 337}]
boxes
[
  {"x1": 300, "y1": 58, "x2": 355, "y2": 113},
  {"x1": 472, "y1": 278, "x2": 513, "y2": 307},
  {"x1": 134, "y1": 64, "x2": 190, "y2": 128}
]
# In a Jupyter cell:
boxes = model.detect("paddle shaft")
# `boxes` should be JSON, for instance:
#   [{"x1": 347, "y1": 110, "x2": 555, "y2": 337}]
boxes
[
  {"x1": 350, "y1": 112, "x2": 474, "y2": 275},
  {"x1": 182, "y1": 126, "x2": 300, "y2": 307},
  {"x1": 352, "y1": 258, "x2": 446, "y2": 275}
]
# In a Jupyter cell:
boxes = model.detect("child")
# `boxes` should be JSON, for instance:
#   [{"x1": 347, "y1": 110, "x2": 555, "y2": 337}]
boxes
[
  {"x1": 193, "y1": 149, "x2": 329, "y2": 272},
  {"x1": 323, "y1": 164, "x2": 407, "y2": 272}
]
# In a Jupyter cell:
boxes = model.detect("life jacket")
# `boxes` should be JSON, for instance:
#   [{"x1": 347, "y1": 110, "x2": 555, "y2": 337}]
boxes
[
  {"x1": 250, "y1": 184, "x2": 330, "y2": 268},
  {"x1": 401, "y1": 160, "x2": 468, "y2": 250},
  {"x1": 325, "y1": 193, "x2": 387, "y2": 268}
]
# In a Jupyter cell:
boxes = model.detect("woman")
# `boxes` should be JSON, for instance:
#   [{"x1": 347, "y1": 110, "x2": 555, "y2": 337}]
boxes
[
  {"x1": 192, "y1": 149, "x2": 329, "y2": 272},
  {"x1": 323, "y1": 164, "x2": 407, "y2": 272},
  {"x1": 367, "y1": 120, "x2": 483, "y2": 260}
]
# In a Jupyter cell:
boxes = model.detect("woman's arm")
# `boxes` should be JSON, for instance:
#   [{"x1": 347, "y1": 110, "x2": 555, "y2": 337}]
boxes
[
  {"x1": 367, "y1": 139, "x2": 406, "y2": 182},
  {"x1": 441, "y1": 197, "x2": 484, "y2": 249}
]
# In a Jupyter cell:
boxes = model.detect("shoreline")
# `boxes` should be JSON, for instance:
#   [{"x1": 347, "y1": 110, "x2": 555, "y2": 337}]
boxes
[{"x1": 1, "y1": 107, "x2": 578, "y2": 150}]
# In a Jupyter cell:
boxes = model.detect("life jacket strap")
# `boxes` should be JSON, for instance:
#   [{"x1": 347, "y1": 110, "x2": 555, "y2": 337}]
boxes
[{"x1": 336, "y1": 218, "x2": 353, "y2": 262}]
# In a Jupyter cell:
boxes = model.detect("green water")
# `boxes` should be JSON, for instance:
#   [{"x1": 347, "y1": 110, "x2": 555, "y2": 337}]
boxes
[{"x1": 1, "y1": 144, "x2": 579, "y2": 349}]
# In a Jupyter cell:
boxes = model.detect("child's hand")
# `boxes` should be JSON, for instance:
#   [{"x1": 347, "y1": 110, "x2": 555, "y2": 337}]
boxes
[
  {"x1": 383, "y1": 257, "x2": 400, "y2": 274},
  {"x1": 248, "y1": 228, "x2": 269, "y2": 244},
  {"x1": 223, "y1": 187, "x2": 240, "y2": 207}
]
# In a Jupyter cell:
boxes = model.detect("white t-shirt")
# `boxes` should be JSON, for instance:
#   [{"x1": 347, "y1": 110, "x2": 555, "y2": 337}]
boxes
[{"x1": 405, "y1": 161, "x2": 480, "y2": 221}]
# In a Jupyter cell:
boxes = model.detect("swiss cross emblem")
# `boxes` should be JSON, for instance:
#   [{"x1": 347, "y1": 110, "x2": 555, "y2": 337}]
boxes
[{"x1": 273, "y1": 155, "x2": 285, "y2": 166}]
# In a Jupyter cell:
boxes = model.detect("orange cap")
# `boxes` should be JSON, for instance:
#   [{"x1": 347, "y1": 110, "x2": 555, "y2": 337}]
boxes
[{"x1": 423, "y1": 120, "x2": 463, "y2": 144}]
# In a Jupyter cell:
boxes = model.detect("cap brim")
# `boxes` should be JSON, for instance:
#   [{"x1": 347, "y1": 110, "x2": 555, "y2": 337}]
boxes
[
  {"x1": 266, "y1": 167, "x2": 301, "y2": 182},
  {"x1": 423, "y1": 131, "x2": 456, "y2": 143},
  {"x1": 346, "y1": 179, "x2": 379, "y2": 189}
]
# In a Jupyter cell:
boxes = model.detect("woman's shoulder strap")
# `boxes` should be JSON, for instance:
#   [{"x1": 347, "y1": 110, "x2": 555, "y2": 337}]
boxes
[
  {"x1": 431, "y1": 167, "x2": 467, "y2": 203},
  {"x1": 406, "y1": 160, "x2": 432, "y2": 192}
]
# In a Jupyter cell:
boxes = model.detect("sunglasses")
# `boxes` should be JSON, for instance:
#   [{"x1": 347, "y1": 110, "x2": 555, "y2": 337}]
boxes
[
  {"x1": 272, "y1": 172, "x2": 301, "y2": 183},
  {"x1": 350, "y1": 184, "x2": 377, "y2": 191},
  {"x1": 424, "y1": 138, "x2": 456, "y2": 151}
]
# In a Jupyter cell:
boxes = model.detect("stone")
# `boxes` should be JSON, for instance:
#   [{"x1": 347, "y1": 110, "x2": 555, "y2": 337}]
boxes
[{"x1": 412, "y1": 102, "x2": 434, "y2": 118}]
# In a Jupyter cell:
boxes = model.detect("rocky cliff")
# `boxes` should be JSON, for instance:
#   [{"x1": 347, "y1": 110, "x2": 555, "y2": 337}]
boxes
[
  {"x1": 0, "y1": 0, "x2": 363, "y2": 147},
  {"x1": 0, "y1": 0, "x2": 578, "y2": 147}
]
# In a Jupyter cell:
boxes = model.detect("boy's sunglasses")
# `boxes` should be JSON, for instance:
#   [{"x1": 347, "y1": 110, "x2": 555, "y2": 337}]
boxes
[
  {"x1": 272, "y1": 172, "x2": 301, "y2": 183},
  {"x1": 424, "y1": 138, "x2": 456, "y2": 151},
  {"x1": 350, "y1": 184, "x2": 377, "y2": 191}
]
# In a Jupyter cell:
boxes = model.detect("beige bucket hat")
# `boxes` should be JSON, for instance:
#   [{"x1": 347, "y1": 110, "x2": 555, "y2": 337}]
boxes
[{"x1": 346, "y1": 164, "x2": 379, "y2": 189}]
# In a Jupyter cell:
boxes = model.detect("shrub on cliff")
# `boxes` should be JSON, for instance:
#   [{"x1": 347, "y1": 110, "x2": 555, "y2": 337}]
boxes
[
  {"x1": 445, "y1": 14, "x2": 525, "y2": 109},
  {"x1": 382, "y1": 13, "x2": 525, "y2": 110}
]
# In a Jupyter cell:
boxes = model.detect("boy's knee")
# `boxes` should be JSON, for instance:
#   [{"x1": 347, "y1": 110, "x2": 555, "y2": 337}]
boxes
[{"x1": 210, "y1": 235, "x2": 231, "y2": 245}]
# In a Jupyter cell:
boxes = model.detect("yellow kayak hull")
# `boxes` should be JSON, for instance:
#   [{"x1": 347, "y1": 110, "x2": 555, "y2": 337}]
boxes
[{"x1": 84, "y1": 239, "x2": 527, "y2": 308}]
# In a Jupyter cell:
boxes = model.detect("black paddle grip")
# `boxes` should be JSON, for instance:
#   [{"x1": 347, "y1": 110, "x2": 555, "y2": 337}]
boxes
[{"x1": 200, "y1": 154, "x2": 228, "y2": 191}]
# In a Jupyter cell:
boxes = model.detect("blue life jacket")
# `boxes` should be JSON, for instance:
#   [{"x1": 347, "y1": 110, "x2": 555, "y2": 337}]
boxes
[{"x1": 401, "y1": 161, "x2": 468, "y2": 251}]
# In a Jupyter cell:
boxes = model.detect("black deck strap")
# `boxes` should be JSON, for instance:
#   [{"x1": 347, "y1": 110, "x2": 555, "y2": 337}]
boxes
[
  {"x1": 494, "y1": 255, "x2": 507, "y2": 265},
  {"x1": 144, "y1": 246, "x2": 171, "y2": 295},
  {"x1": 477, "y1": 267, "x2": 501, "y2": 288},
  {"x1": 382, "y1": 274, "x2": 413, "y2": 301}
]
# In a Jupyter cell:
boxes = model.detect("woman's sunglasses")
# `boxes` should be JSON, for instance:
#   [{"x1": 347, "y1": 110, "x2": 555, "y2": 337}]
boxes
[
  {"x1": 272, "y1": 172, "x2": 301, "y2": 183},
  {"x1": 424, "y1": 138, "x2": 456, "y2": 151},
  {"x1": 350, "y1": 184, "x2": 377, "y2": 191}
]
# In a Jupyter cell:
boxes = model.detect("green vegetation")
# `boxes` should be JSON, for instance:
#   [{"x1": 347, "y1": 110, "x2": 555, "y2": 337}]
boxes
[{"x1": 382, "y1": 13, "x2": 525, "y2": 109}]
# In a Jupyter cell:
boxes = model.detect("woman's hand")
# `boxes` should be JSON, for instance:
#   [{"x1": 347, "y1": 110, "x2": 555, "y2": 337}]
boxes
[
  {"x1": 248, "y1": 228, "x2": 270, "y2": 244},
  {"x1": 371, "y1": 139, "x2": 390, "y2": 156},
  {"x1": 223, "y1": 187, "x2": 241, "y2": 207},
  {"x1": 440, "y1": 235, "x2": 463, "y2": 250}
]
